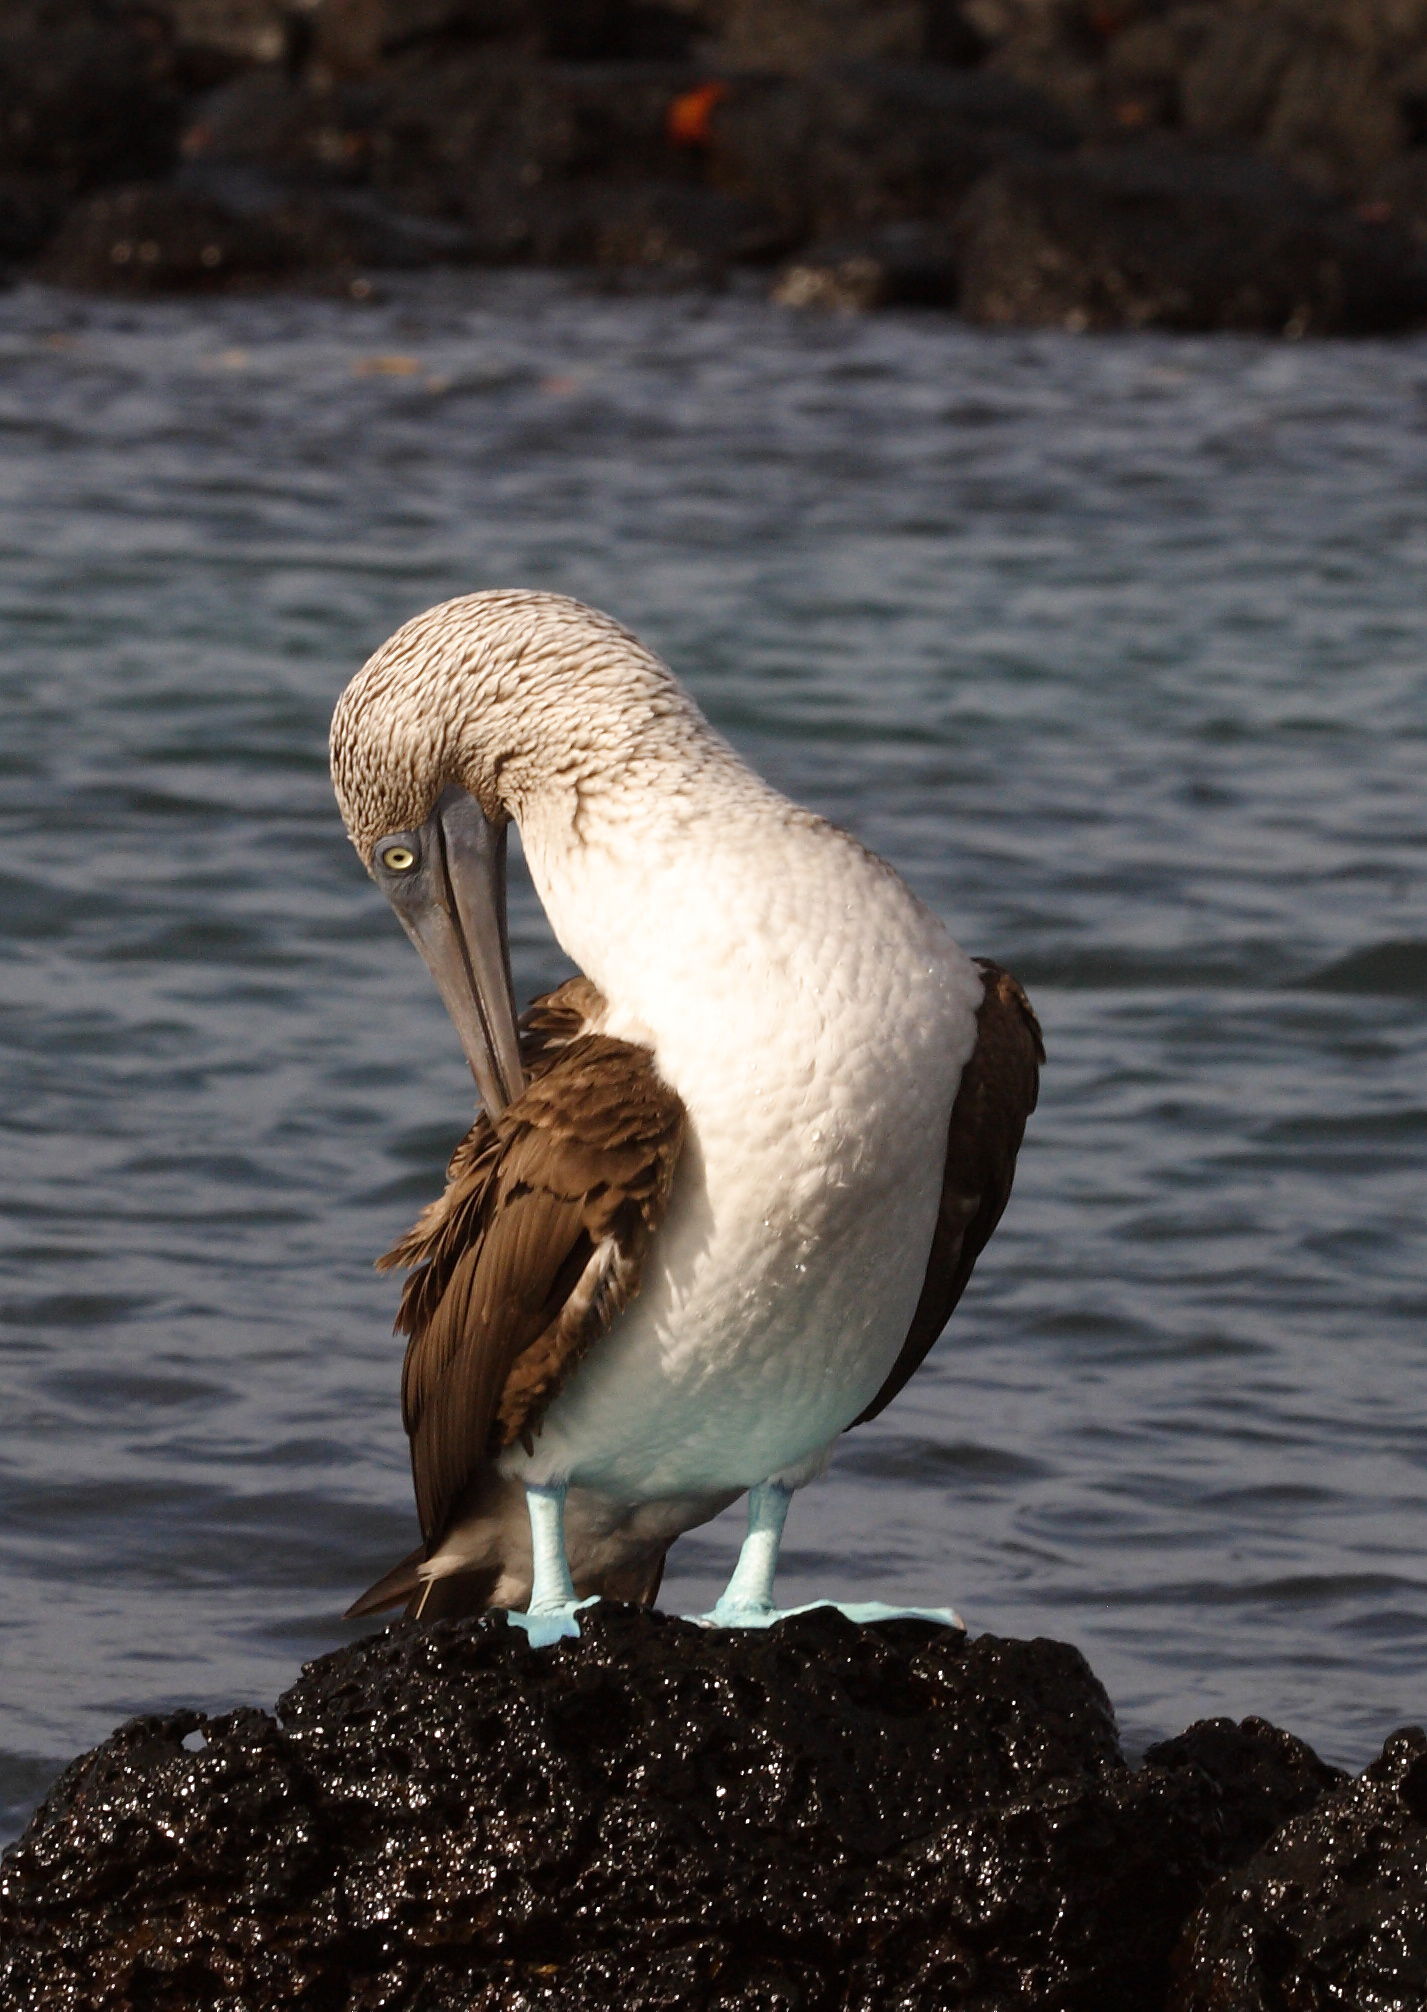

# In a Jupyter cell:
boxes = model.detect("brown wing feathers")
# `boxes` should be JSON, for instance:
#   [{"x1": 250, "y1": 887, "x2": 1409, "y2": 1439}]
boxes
[
  {"x1": 376, "y1": 978, "x2": 685, "y2": 1554},
  {"x1": 853, "y1": 958, "x2": 1043, "y2": 1427}
]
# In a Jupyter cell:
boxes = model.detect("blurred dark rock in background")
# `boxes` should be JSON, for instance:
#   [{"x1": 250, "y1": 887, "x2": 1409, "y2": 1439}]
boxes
[
  {"x1": 706, "y1": 63, "x2": 1076, "y2": 241},
  {"x1": 0, "y1": 3, "x2": 183, "y2": 192},
  {"x1": 957, "y1": 141, "x2": 1427, "y2": 331},
  {"x1": 3, "y1": 0, "x2": 1427, "y2": 326},
  {"x1": 4, "y1": 1605, "x2": 1414, "y2": 2012},
  {"x1": 772, "y1": 218, "x2": 960, "y2": 307}
]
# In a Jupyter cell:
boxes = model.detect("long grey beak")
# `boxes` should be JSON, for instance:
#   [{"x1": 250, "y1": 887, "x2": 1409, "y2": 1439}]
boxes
[{"x1": 376, "y1": 788, "x2": 524, "y2": 1118}]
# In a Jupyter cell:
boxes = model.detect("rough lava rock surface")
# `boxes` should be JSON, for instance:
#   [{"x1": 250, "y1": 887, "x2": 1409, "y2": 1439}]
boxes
[
  {"x1": 1170, "y1": 1725, "x2": 1427, "y2": 2012},
  {"x1": 0, "y1": 1605, "x2": 1389, "y2": 2012}
]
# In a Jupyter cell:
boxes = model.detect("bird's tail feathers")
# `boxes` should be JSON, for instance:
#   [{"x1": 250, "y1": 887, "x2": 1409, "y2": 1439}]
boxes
[
  {"x1": 343, "y1": 1545, "x2": 425, "y2": 1619},
  {"x1": 344, "y1": 1539, "x2": 667, "y2": 1622}
]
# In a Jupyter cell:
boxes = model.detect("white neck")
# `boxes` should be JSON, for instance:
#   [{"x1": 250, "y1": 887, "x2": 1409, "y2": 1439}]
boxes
[
  {"x1": 518, "y1": 739, "x2": 790, "y2": 1026},
  {"x1": 516, "y1": 739, "x2": 958, "y2": 1109}
]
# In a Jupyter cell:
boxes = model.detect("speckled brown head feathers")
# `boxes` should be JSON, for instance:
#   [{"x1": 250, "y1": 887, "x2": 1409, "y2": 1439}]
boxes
[{"x1": 330, "y1": 590, "x2": 709, "y2": 863}]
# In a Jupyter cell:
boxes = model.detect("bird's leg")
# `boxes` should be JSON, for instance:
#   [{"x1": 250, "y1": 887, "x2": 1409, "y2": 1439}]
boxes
[
  {"x1": 507, "y1": 1482, "x2": 598, "y2": 1646},
  {"x1": 698, "y1": 1477, "x2": 966, "y2": 1633},
  {"x1": 705, "y1": 1480, "x2": 793, "y2": 1625}
]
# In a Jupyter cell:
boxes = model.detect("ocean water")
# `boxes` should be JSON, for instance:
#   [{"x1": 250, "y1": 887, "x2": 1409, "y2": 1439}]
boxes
[{"x1": 1, "y1": 271, "x2": 1424, "y2": 1839}]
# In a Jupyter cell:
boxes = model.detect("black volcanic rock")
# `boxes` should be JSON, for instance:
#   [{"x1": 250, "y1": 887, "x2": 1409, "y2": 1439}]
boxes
[
  {"x1": 369, "y1": 54, "x2": 704, "y2": 216},
  {"x1": 2, "y1": 0, "x2": 1427, "y2": 323},
  {"x1": 38, "y1": 184, "x2": 305, "y2": 293},
  {"x1": 772, "y1": 220, "x2": 960, "y2": 308},
  {"x1": 179, "y1": 69, "x2": 381, "y2": 189},
  {"x1": 1143, "y1": 1714, "x2": 1348, "y2": 1871},
  {"x1": 957, "y1": 140, "x2": 1427, "y2": 334},
  {"x1": 1170, "y1": 1724, "x2": 1427, "y2": 2012},
  {"x1": 0, "y1": 4, "x2": 182, "y2": 195},
  {"x1": 0, "y1": 175, "x2": 68, "y2": 266},
  {"x1": 709, "y1": 60, "x2": 1076, "y2": 242},
  {"x1": 0, "y1": 1607, "x2": 1356, "y2": 2011},
  {"x1": 35, "y1": 176, "x2": 478, "y2": 294},
  {"x1": 539, "y1": 179, "x2": 783, "y2": 270}
]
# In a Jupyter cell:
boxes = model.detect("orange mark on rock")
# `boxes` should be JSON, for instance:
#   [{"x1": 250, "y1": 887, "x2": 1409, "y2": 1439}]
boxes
[
  {"x1": 354, "y1": 355, "x2": 422, "y2": 376},
  {"x1": 667, "y1": 80, "x2": 728, "y2": 148}
]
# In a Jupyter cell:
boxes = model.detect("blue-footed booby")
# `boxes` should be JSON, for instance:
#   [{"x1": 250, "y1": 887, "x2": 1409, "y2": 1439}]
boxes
[{"x1": 331, "y1": 591, "x2": 1042, "y2": 1642}]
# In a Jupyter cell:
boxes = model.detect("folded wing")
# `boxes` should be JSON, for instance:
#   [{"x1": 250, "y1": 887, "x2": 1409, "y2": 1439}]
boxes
[
  {"x1": 378, "y1": 977, "x2": 686, "y2": 1558},
  {"x1": 854, "y1": 959, "x2": 1043, "y2": 1427}
]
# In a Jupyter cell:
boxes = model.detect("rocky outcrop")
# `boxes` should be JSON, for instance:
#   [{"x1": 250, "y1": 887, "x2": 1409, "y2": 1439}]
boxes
[
  {"x1": 0, "y1": 1605, "x2": 1407, "y2": 2012},
  {"x1": 1170, "y1": 1725, "x2": 1427, "y2": 2011},
  {"x1": 37, "y1": 184, "x2": 304, "y2": 292},
  {"x1": 707, "y1": 61, "x2": 1075, "y2": 241},
  {"x1": 957, "y1": 141, "x2": 1427, "y2": 334},
  {"x1": 772, "y1": 219, "x2": 959, "y2": 308},
  {"x1": 0, "y1": 3, "x2": 183, "y2": 196},
  {"x1": 3, "y1": 0, "x2": 1427, "y2": 329}
]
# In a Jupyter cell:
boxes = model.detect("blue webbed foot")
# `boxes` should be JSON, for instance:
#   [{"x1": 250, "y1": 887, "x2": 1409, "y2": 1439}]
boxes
[
  {"x1": 695, "y1": 1597, "x2": 964, "y2": 1632},
  {"x1": 702, "y1": 1595, "x2": 778, "y2": 1629},
  {"x1": 508, "y1": 1595, "x2": 601, "y2": 1646},
  {"x1": 819, "y1": 1599, "x2": 964, "y2": 1630},
  {"x1": 691, "y1": 1481, "x2": 965, "y2": 1633}
]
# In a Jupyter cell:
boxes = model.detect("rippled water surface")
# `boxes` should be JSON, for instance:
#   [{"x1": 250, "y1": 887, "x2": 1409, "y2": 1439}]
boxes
[{"x1": 1, "y1": 273, "x2": 1424, "y2": 1835}]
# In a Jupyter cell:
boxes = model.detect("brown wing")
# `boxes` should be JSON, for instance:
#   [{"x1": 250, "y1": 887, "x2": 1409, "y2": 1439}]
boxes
[
  {"x1": 376, "y1": 978, "x2": 686, "y2": 1552},
  {"x1": 852, "y1": 959, "x2": 1043, "y2": 1428}
]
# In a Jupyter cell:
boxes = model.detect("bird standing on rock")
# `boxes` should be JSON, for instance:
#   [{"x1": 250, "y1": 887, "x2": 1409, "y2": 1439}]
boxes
[{"x1": 331, "y1": 591, "x2": 1041, "y2": 1643}]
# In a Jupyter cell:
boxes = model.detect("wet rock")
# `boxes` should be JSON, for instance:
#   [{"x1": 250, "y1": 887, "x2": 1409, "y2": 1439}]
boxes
[
  {"x1": 0, "y1": 1608, "x2": 1341, "y2": 2012},
  {"x1": 999, "y1": 0, "x2": 1426, "y2": 189},
  {"x1": 32, "y1": 179, "x2": 436, "y2": 293},
  {"x1": 0, "y1": 2, "x2": 182, "y2": 196},
  {"x1": 709, "y1": 59, "x2": 1076, "y2": 241},
  {"x1": 923, "y1": 0, "x2": 995, "y2": 67},
  {"x1": 1176, "y1": 7, "x2": 1405, "y2": 193},
  {"x1": 167, "y1": 0, "x2": 295, "y2": 69},
  {"x1": 456, "y1": 0, "x2": 700, "y2": 63},
  {"x1": 1368, "y1": 148, "x2": 1427, "y2": 247},
  {"x1": 957, "y1": 140, "x2": 1427, "y2": 332},
  {"x1": 547, "y1": 179, "x2": 782, "y2": 269},
  {"x1": 0, "y1": 175, "x2": 69, "y2": 266},
  {"x1": 694, "y1": 0, "x2": 928, "y2": 72},
  {"x1": 772, "y1": 219, "x2": 958, "y2": 307},
  {"x1": 369, "y1": 52, "x2": 703, "y2": 216},
  {"x1": 301, "y1": 0, "x2": 701, "y2": 69},
  {"x1": 1170, "y1": 1725, "x2": 1427, "y2": 2011},
  {"x1": 965, "y1": 0, "x2": 1111, "y2": 135},
  {"x1": 662, "y1": 0, "x2": 991, "y2": 69},
  {"x1": 15, "y1": 0, "x2": 1427, "y2": 326},
  {"x1": 1143, "y1": 1716, "x2": 1349, "y2": 1868},
  {"x1": 180, "y1": 69, "x2": 380, "y2": 187},
  {"x1": 362, "y1": 52, "x2": 750, "y2": 265},
  {"x1": 417, "y1": 168, "x2": 775, "y2": 269},
  {"x1": 37, "y1": 183, "x2": 300, "y2": 291}
]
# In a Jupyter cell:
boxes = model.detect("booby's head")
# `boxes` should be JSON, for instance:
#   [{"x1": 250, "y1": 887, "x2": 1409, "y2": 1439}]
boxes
[{"x1": 330, "y1": 590, "x2": 712, "y2": 1117}]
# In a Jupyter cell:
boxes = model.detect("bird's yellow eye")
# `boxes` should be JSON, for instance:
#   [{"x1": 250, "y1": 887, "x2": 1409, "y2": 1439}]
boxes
[{"x1": 380, "y1": 843, "x2": 417, "y2": 872}]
